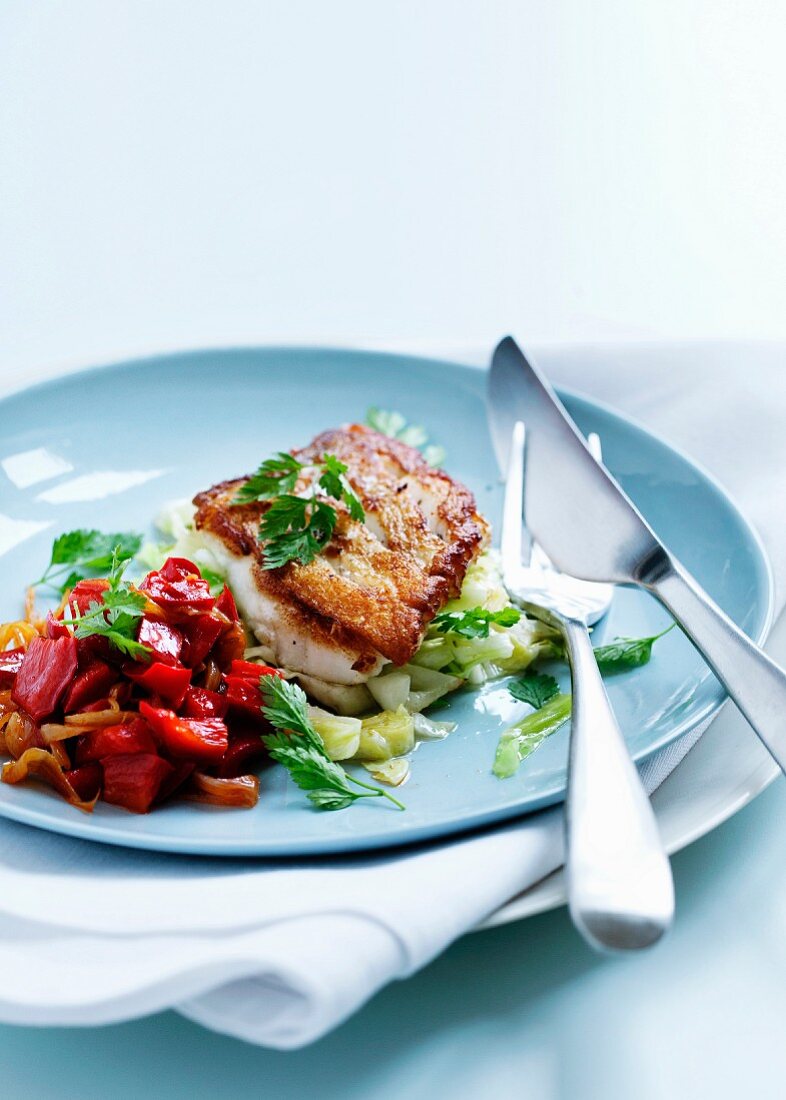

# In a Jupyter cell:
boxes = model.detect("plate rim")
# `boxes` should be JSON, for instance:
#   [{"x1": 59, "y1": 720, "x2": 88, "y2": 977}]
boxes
[{"x1": 0, "y1": 344, "x2": 774, "y2": 856}]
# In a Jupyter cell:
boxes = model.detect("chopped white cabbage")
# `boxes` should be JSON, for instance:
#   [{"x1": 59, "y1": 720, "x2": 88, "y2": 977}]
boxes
[
  {"x1": 307, "y1": 706, "x2": 361, "y2": 761},
  {"x1": 361, "y1": 758, "x2": 410, "y2": 787},
  {"x1": 412, "y1": 713, "x2": 457, "y2": 740},
  {"x1": 357, "y1": 706, "x2": 415, "y2": 761}
]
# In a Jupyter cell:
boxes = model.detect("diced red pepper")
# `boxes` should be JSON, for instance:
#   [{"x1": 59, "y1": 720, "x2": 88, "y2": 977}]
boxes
[
  {"x1": 102, "y1": 753, "x2": 174, "y2": 813},
  {"x1": 137, "y1": 617, "x2": 184, "y2": 666},
  {"x1": 181, "y1": 685, "x2": 228, "y2": 720},
  {"x1": 229, "y1": 660, "x2": 282, "y2": 681},
  {"x1": 76, "y1": 697, "x2": 112, "y2": 713},
  {"x1": 215, "y1": 585, "x2": 239, "y2": 622},
  {"x1": 75, "y1": 719, "x2": 158, "y2": 764},
  {"x1": 64, "y1": 762, "x2": 102, "y2": 801},
  {"x1": 45, "y1": 612, "x2": 71, "y2": 639},
  {"x1": 140, "y1": 558, "x2": 215, "y2": 619},
  {"x1": 160, "y1": 556, "x2": 201, "y2": 581},
  {"x1": 222, "y1": 662, "x2": 281, "y2": 721},
  {"x1": 67, "y1": 578, "x2": 109, "y2": 615},
  {"x1": 62, "y1": 659, "x2": 117, "y2": 714},
  {"x1": 139, "y1": 700, "x2": 228, "y2": 762},
  {"x1": 11, "y1": 635, "x2": 78, "y2": 723},
  {"x1": 126, "y1": 661, "x2": 191, "y2": 708},
  {"x1": 216, "y1": 733, "x2": 267, "y2": 778},
  {"x1": 181, "y1": 613, "x2": 224, "y2": 668},
  {"x1": 75, "y1": 634, "x2": 112, "y2": 664},
  {"x1": 155, "y1": 760, "x2": 195, "y2": 803},
  {"x1": 0, "y1": 648, "x2": 25, "y2": 686}
]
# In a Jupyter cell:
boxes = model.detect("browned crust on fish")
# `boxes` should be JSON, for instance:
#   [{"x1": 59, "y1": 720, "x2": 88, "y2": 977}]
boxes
[{"x1": 193, "y1": 425, "x2": 488, "y2": 666}]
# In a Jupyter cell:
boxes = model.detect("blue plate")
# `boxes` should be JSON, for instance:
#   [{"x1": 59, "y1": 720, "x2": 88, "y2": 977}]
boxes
[{"x1": 0, "y1": 348, "x2": 773, "y2": 855}]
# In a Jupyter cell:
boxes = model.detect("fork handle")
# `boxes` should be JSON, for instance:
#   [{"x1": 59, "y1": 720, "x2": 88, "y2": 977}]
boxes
[
  {"x1": 561, "y1": 616, "x2": 674, "y2": 952},
  {"x1": 649, "y1": 558, "x2": 786, "y2": 772}
]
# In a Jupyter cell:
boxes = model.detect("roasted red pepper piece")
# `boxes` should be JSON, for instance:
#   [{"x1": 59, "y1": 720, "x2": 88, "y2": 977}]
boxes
[
  {"x1": 64, "y1": 762, "x2": 102, "y2": 801},
  {"x1": 137, "y1": 617, "x2": 184, "y2": 666},
  {"x1": 45, "y1": 612, "x2": 71, "y2": 640},
  {"x1": 155, "y1": 760, "x2": 195, "y2": 803},
  {"x1": 223, "y1": 662, "x2": 281, "y2": 720},
  {"x1": 140, "y1": 558, "x2": 215, "y2": 619},
  {"x1": 0, "y1": 648, "x2": 25, "y2": 686},
  {"x1": 181, "y1": 614, "x2": 224, "y2": 668},
  {"x1": 62, "y1": 659, "x2": 117, "y2": 714},
  {"x1": 75, "y1": 634, "x2": 112, "y2": 664},
  {"x1": 126, "y1": 660, "x2": 191, "y2": 708},
  {"x1": 215, "y1": 585, "x2": 239, "y2": 622},
  {"x1": 228, "y1": 660, "x2": 282, "y2": 680},
  {"x1": 75, "y1": 719, "x2": 158, "y2": 764},
  {"x1": 67, "y1": 578, "x2": 109, "y2": 614},
  {"x1": 181, "y1": 685, "x2": 228, "y2": 720},
  {"x1": 11, "y1": 635, "x2": 78, "y2": 723},
  {"x1": 102, "y1": 753, "x2": 174, "y2": 813},
  {"x1": 139, "y1": 700, "x2": 228, "y2": 762},
  {"x1": 216, "y1": 733, "x2": 267, "y2": 778},
  {"x1": 223, "y1": 676, "x2": 265, "y2": 720}
]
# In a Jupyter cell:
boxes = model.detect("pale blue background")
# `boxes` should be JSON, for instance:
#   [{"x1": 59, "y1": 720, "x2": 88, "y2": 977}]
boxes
[{"x1": 2, "y1": 4, "x2": 786, "y2": 1097}]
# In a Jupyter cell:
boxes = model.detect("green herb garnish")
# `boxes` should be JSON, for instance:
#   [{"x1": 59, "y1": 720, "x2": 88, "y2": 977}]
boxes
[
  {"x1": 234, "y1": 451, "x2": 365, "y2": 570},
  {"x1": 260, "y1": 676, "x2": 404, "y2": 811},
  {"x1": 33, "y1": 529, "x2": 142, "y2": 595},
  {"x1": 508, "y1": 671, "x2": 560, "y2": 710},
  {"x1": 366, "y1": 407, "x2": 446, "y2": 467},
  {"x1": 432, "y1": 606, "x2": 521, "y2": 639},
  {"x1": 61, "y1": 549, "x2": 151, "y2": 661},
  {"x1": 593, "y1": 624, "x2": 676, "y2": 673},
  {"x1": 233, "y1": 452, "x2": 304, "y2": 505}
]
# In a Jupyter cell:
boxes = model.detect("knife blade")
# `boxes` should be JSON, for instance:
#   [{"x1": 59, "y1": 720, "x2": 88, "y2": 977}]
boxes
[
  {"x1": 488, "y1": 335, "x2": 786, "y2": 776},
  {"x1": 488, "y1": 336, "x2": 662, "y2": 584}
]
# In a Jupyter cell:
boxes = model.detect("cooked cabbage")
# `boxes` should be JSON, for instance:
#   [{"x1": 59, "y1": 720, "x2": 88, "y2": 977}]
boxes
[
  {"x1": 307, "y1": 706, "x2": 362, "y2": 761},
  {"x1": 357, "y1": 706, "x2": 415, "y2": 761}
]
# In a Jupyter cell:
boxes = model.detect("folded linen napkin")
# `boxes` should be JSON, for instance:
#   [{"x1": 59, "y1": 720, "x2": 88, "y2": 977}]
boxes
[{"x1": 0, "y1": 341, "x2": 783, "y2": 1049}]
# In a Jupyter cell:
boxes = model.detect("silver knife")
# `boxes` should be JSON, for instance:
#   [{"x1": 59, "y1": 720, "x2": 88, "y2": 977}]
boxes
[{"x1": 489, "y1": 335, "x2": 786, "y2": 775}]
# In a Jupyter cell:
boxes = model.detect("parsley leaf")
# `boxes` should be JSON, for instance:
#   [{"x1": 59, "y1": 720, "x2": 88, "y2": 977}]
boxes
[
  {"x1": 259, "y1": 496, "x2": 337, "y2": 569},
  {"x1": 508, "y1": 672, "x2": 560, "y2": 709},
  {"x1": 260, "y1": 677, "x2": 404, "y2": 811},
  {"x1": 33, "y1": 529, "x2": 142, "y2": 594},
  {"x1": 61, "y1": 550, "x2": 151, "y2": 661},
  {"x1": 366, "y1": 407, "x2": 446, "y2": 467},
  {"x1": 593, "y1": 623, "x2": 676, "y2": 673},
  {"x1": 236, "y1": 450, "x2": 365, "y2": 570},
  {"x1": 319, "y1": 454, "x2": 365, "y2": 522},
  {"x1": 233, "y1": 452, "x2": 304, "y2": 504},
  {"x1": 432, "y1": 606, "x2": 521, "y2": 639}
]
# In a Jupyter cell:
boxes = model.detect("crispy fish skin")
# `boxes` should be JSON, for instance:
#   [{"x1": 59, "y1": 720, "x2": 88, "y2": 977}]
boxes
[{"x1": 193, "y1": 424, "x2": 489, "y2": 682}]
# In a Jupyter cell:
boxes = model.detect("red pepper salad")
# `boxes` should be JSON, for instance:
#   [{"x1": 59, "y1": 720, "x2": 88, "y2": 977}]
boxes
[{"x1": 0, "y1": 557, "x2": 281, "y2": 813}]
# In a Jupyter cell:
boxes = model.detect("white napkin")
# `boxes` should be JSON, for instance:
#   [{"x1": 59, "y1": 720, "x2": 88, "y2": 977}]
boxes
[{"x1": 0, "y1": 342, "x2": 783, "y2": 1049}]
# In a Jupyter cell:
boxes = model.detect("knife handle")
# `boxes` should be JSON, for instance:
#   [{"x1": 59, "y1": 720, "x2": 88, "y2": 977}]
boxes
[
  {"x1": 561, "y1": 616, "x2": 674, "y2": 952},
  {"x1": 649, "y1": 559, "x2": 786, "y2": 772}
]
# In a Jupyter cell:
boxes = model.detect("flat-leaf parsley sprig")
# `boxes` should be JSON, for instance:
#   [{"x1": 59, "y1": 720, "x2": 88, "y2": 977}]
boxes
[
  {"x1": 32, "y1": 529, "x2": 142, "y2": 596},
  {"x1": 260, "y1": 676, "x2": 405, "y2": 811},
  {"x1": 60, "y1": 549, "x2": 152, "y2": 661},
  {"x1": 592, "y1": 624, "x2": 676, "y2": 673},
  {"x1": 432, "y1": 606, "x2": 521, "y2": 640},
  {"x1": 233, "y1": 451, "x2": 365, "y2": 570}
]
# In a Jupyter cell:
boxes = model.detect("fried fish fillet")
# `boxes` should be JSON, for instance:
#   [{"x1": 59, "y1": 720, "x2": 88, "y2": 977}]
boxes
[{"x1": 193, "y1": 424, "x2": 489, "y2": 684}]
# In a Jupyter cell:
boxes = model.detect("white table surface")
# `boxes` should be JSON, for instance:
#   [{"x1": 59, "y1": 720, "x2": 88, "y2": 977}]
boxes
[{"x1": 2, "y1": 6, "x2": 786, "y2": 1096}]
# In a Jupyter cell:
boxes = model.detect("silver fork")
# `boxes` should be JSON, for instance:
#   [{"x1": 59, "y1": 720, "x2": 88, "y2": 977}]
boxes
[{"x1": 501, "y1": 420, "x2": 674, "y2": 952}]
